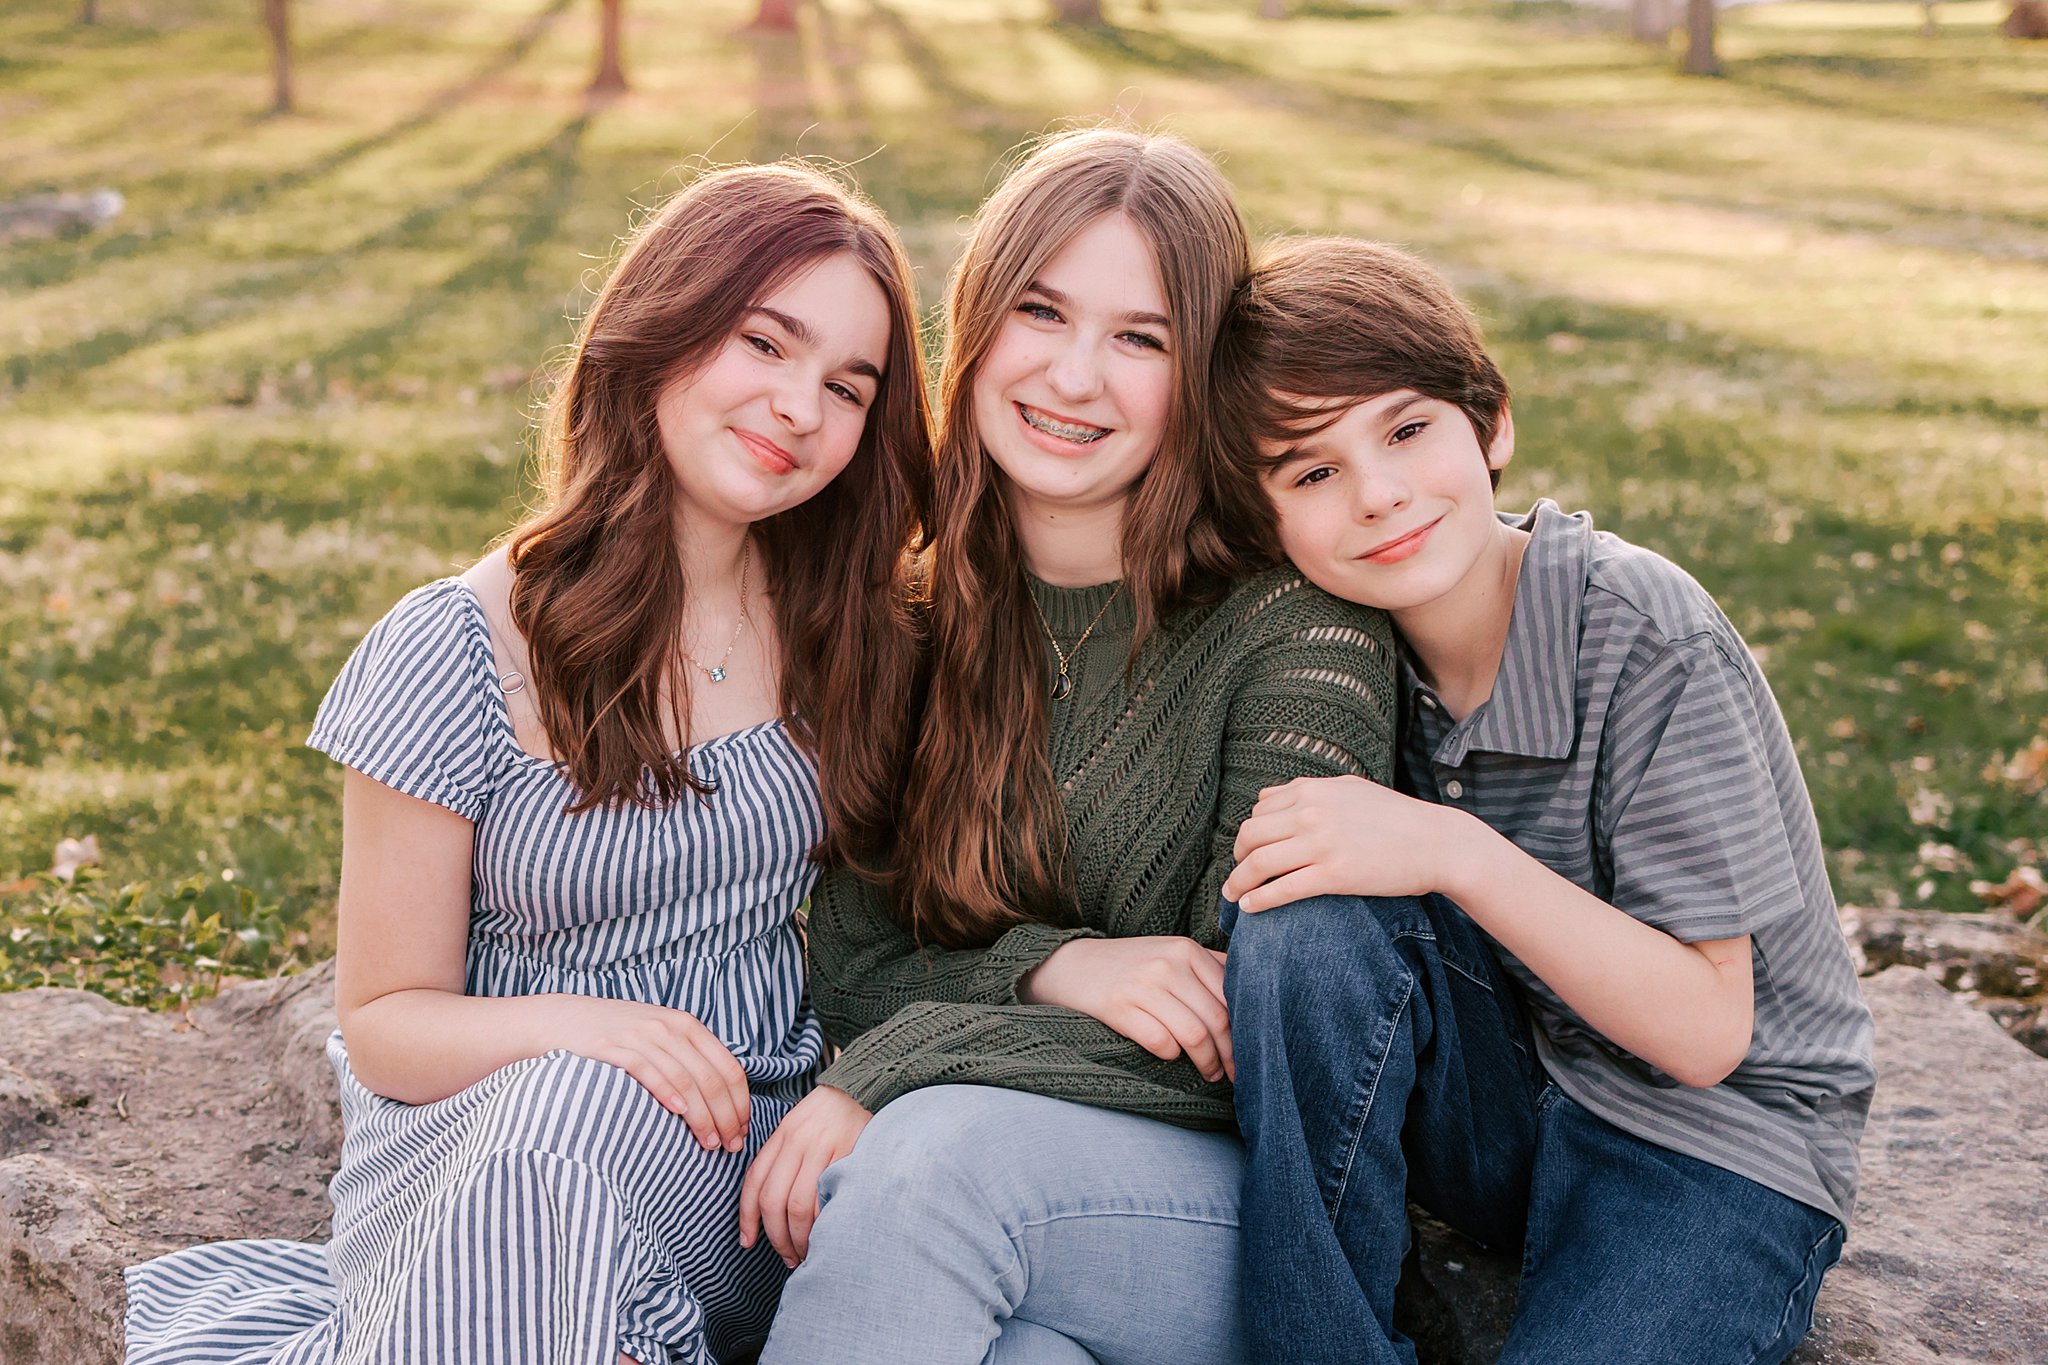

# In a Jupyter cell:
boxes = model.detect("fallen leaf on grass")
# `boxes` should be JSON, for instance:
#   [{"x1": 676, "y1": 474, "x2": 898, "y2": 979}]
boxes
[
  {"x1": 1984, "y1": 735, "x2": 2048, "y2": 796},
  {"x1": 1906, "y1": 786, "x2": 1952, "y2": 828},
  {"x1": 51, "y1": 835, "x2": 100, "y2": 881},
  {"x1": 1971, "y1": 866, "x2": 2046, "y2": 919}
]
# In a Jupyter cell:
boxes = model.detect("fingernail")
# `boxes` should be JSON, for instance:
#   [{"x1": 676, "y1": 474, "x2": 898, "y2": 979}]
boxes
[{"x1": 725, "y1": 1137, "x2": 744, "y2": 1153}]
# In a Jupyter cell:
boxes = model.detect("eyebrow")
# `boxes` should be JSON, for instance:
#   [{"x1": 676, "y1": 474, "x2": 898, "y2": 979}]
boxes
[
  {"x1": 1376, "y1": 393, "x2": 1430, "y2": 423},
  {"x1": 747, "y1": 306, "x2": 884, "y2": 382},
  {"x1": 1022, "y1": 281, "x2": 1172, "y2": 331}
]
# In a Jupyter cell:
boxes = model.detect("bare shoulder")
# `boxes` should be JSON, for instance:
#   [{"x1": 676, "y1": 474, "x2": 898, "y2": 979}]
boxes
[{"x1": 457, "y1": 546, "x2": 527, "y2": 674}]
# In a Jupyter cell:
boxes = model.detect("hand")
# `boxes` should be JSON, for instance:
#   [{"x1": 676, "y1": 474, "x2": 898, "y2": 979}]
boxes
[
  {"x1": 1222, "y1": 775, "x2": 1474, "y2": 913},
  {"x1": 537, "y1": 995, "x2": 752, "y2": 1153},
  {"x1": 738, "y1": 1085, "x2": 872, "y2": 1267},
  {"x1": 1019, "y1": 936, "x2": 1234, "y2": 1082}
]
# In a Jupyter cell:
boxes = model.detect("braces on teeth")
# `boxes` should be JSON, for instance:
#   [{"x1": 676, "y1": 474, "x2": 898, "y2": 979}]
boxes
[{"x1": 1021, "y1": 405, "x2": 1111, "y2": 444}]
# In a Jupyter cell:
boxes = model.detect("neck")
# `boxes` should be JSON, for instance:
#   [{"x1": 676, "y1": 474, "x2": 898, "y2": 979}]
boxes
[
  {"x1": 674, "y1": 512, "x2": 752, "y2": 599},
  {"x1": 1010, "y1": 490, "x2": 1126, "y2": 588},
  {"x1": 1393, "y1": 520, "x2": 1529, "y2": 720}
]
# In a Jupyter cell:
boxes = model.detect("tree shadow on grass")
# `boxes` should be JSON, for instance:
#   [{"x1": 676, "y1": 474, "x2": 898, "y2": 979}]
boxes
[
  {"x1": 4, "y1": 115, "x2": 591, "y2": 396},
  {"x1": 1053, "y1": 18, "x2": 2048, "y2": 260},
  {"x1": 302, "y1": 116, "x2": 589, "y2": 387},
  {"x1": 0, "y1": 0, "x2": 578, "y2": 294}
]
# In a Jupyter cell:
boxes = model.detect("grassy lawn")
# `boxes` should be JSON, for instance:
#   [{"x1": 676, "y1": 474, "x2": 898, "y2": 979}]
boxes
[{"x1": 3, "y1": 0, "x2": 2043, "y2": 997}]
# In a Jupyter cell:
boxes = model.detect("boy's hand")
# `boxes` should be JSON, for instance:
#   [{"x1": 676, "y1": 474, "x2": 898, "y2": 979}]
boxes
[{"x1": 1224, "y1": 775, "x2": 1472, "y2": 913}]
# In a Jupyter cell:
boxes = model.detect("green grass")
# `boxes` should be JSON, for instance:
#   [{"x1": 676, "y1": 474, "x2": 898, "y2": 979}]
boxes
[{"x1": 3, "y1": 0, "x2": 2044, "y2": 990}]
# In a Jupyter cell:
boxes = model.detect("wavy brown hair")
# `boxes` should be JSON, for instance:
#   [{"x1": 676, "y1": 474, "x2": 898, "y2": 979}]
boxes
[
  {"x1": 507, "y1": 163, "x2": 931, "y2": 872},
  {"x1": 893, "y1": 128, "x2": 1259, "y2": 947}
]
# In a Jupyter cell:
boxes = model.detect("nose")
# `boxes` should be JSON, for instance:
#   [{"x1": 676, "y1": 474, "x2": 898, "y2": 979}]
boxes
[
  {"x1": 1350, "y1": 460, "x2": 1409, "y2": 522},
  {"x1": 1045, "y1": 333, "x2": 1105, "y2": 405},
  {"x1": 770, "y1": 372, "x2": 823, "y2": 436}
]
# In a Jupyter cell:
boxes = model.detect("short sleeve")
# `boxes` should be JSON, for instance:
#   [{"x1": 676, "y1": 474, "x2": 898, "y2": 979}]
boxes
[
  {"x1": 307, "y1": 579, "x2": 502, "y2": 820},
  {"x1": 1598, "y1": 637, "x2": 1805, "y2": 943}
]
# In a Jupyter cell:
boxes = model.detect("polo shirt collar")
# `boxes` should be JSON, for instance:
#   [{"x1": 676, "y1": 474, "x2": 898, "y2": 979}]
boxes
[{"x1": 1402, "y1": 499, "x2": 1589, "y2": 765}]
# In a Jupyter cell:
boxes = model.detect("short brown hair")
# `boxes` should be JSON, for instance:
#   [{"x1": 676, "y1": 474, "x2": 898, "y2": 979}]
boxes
[{"x1": 1216, "y1": 237, "x2": 1511, "y2": 530}]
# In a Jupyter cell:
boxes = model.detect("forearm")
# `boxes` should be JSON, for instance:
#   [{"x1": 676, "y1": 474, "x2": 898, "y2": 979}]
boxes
[
  {"x1": 807, "y1": 870, "x2": 1096, "y2": 1043},
  {"x1": 1441, "y1": 812, "x2": 1754, "y2": 1087},
  {"x1": 819, "y1": 1001, "x2": 1236, "y2": 1129},
  {"x1": 340, "y1": 988, "x2": 565, "y2": 1104}
]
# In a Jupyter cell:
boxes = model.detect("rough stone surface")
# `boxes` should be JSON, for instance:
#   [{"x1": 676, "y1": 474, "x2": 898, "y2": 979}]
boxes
[
  {"x1": 1844, "y1": 906, "x2": 2048, "y2": 1058},
  {"x1": 4, "y1": 962, "x2": 2046, "y2": 1363},
  {"x1": 1402, "y1": 967, "x2": 2048, "y2": 1365},
  {"x1": 0, "y1": 962, "x2": 340, "y2": 1365}
]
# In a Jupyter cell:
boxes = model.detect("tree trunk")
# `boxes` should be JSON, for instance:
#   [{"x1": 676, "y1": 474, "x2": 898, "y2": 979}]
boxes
[
  {"x1": 264, "y1": 0, "x2": 293, "y2": 114},
  {"x1": 1050, "y1": 0, "x2": 1104, "y2": 22},
  {"x1": 745, "y1": 0, "x2": 800, "y2": 30},
  {"x1": 79, "y1": 0, "x2": 98, "y2": 24},
  {"x1": 1682, "y1": 0, "x2": 1720, "y2": 75},
  {"x1": 590, "y1": 0, "x2": 628, "y2": 93},
  {"x1": 1920, "y1": 0, "x2": 1937, "y2": 34},
  {"x1": 1630, "y1": 0, "x2": 1673, "y2": 43}
]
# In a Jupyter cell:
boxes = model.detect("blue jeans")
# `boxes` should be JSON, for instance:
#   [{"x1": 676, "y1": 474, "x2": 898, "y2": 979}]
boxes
[
  {"x1": 1224, "y1": 893, "x2": 1846, "y2": 1365},
  {"x1": 759, "y1": 1084, "x2": 1249, "y2": 1365}
]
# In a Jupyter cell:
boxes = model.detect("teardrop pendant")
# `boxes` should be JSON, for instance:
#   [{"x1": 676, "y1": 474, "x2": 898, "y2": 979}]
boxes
[
  {"x1": 708, "y1": 667, "x2": 727, "y2": 683},
  {"x1": 1050, "y1": 669, "x2": 1074, "y2": 701}
]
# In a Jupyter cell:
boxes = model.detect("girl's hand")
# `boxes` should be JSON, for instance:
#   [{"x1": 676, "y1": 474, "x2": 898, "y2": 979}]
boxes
[
  {"x1": 537, "y1": 995, "x2": 753, "y2": 1153},
  {"x1": 738, "y1": 1085, "x2": 872, "y2": 1267},
  {"x1": 1223, "y1": 775, "x2": 1468, "y2": 912},
  {"x1": 1019, "y1": 936, "x2": 1234, "y2": 1082}
]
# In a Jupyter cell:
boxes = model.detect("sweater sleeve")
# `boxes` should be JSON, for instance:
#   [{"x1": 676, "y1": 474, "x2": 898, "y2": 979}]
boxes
[
  {"x1": 807, "y1": 868, "x2": 1235, "y2": 1127},
  {"x1": 1190, "y1": 586, "x2": 1398, "y2": 937}
]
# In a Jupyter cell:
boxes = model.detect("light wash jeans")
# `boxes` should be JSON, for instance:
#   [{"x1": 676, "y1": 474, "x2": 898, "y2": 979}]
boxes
[{"x1": 758, "y1": 1084, "x2": 1249, "y2": 1365}]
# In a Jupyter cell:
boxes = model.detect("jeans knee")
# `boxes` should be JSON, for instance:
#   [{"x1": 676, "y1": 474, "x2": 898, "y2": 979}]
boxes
[
  {"x1": 826, "y1": 1086, "x2": 1020, "y2": 1208},
  {"x1": 1225, "y1": 894, "x2": 1423, "y2": 1020}
]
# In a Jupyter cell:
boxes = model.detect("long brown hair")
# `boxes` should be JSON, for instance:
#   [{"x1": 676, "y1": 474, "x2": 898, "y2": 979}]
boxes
[
  {"x1": 894, "y1": 128, "x2": 1259, "y2": 947},
  {"x1": 508, "y1": 163, "x2": 931, "y2": 873}
]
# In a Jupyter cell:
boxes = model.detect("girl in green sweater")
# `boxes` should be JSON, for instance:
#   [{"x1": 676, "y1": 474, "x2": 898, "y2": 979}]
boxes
[{"x1": 747, "y1": 129, "x2": 1396, "y2": 1365}]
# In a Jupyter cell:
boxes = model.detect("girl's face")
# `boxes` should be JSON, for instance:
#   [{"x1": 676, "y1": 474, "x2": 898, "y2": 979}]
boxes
[
  {"x1": 970, "y1": 213, "x2": 1176, "y2": 522},
  {"x1": 656, "y1": 251, "x2": 891, "y2": 532},
  {"x1": 1261, "y1": 391, "x2": 1515, "y2": 618}
]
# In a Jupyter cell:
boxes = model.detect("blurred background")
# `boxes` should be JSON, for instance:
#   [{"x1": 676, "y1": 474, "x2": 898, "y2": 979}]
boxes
[{"x1": 1, "y1": 0, "x2": 2043, "y2": 1008}]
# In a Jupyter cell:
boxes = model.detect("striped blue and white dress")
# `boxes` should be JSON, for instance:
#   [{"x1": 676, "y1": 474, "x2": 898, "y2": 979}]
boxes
[{"x1": 124, "y1": 578, "x2": 828, "y2": 1365}]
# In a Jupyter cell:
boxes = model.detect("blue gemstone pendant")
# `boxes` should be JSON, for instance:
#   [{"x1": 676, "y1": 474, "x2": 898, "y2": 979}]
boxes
[{"x1": 708, "y1": 667, "x2": 727, "y2": 683}]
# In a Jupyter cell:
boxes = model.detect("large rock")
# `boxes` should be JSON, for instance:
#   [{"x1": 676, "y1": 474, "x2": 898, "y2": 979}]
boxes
[
  {"x1": 1403, "y1": 966, "x2": 2048, "y2": 1364},
  {"x1": 0, "y1": 963, "x2": 340, "y2": 1364},
  {"x1": 3, "y1": 963, "x2": 2045, "y2": 1362}
]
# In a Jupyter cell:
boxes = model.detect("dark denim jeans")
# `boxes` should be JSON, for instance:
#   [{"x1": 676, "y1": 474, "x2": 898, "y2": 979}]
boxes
[{"x1": 1223, "y1": 893, "x2": 1846, "y2": 1365}]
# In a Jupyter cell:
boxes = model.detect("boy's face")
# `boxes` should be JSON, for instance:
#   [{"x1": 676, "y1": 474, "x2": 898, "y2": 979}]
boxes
[{"x1": 1260, "y1": 389, "x2": 1513, "y2": 616}]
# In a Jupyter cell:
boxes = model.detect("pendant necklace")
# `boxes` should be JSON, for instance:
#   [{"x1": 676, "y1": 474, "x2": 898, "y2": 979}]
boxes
[
  {"x1": 1026, "y1": 582, "x2": 1122, "y2": 702},
  {"x1": 682, "y1": 541, "x2": 752, "y2": 684}
]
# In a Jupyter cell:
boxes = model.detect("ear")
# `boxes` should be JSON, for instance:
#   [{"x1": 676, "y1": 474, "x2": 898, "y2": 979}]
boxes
[{"x1": 1486, "y1": 405, "x2": 1516, "y2": 474}]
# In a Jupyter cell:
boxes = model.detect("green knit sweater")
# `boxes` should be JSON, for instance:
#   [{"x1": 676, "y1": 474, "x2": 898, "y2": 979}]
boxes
[{"x1": 808, "y1": 564, "x2": 1398, "y2": 1128}]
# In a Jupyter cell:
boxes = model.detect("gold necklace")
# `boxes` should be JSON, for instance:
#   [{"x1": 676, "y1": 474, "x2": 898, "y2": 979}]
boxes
[
  {"x1": 682, "y1": 541, "x2": 752, "y2": 684},
  {"x1": 1026, "y1": 581, "x2": 1123, "y2": 702}
]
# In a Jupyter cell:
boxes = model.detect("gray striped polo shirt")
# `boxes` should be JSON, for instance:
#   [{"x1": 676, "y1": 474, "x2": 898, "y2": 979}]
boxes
[{"x1": 1398, "y1": 501, "x2": 1876, "y2": 1222}]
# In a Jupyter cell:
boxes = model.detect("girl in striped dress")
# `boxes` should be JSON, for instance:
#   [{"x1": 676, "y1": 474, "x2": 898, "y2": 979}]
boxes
[{"x1": 123, "y1": 162, "x2": 931, "y2": 1365}]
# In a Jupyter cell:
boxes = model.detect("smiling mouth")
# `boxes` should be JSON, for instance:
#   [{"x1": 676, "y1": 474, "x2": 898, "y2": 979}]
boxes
[
  {"x1": 1361, "y1": 517, "x2": 1443, "y2": 562},
  {"x1": 734, "y1": 430, "x2": 797, "y2": 475},
  {"x1": 1017, "y1": 403, "x2": 1112, "y2": 445}
]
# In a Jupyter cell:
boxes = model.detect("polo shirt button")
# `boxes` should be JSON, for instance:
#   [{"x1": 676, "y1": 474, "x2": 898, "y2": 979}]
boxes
[
  {"x1": 1444, "y1": 780, "x2": 1465, "y2": 799},
  {"x1": 1419, "y1": 695, "x2": 1437, "y2": 710}
]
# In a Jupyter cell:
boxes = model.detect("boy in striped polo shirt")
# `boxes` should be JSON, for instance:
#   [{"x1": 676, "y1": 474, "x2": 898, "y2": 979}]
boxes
[{"x1": 1214, "y1": 239, "x2": 1875, "y2": 1365}]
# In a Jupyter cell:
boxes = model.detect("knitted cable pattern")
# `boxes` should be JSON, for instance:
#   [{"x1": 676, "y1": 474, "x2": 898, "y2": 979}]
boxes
[{"x1": 809, "y1": 563, "x2": 1397, "y2": 1127}]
